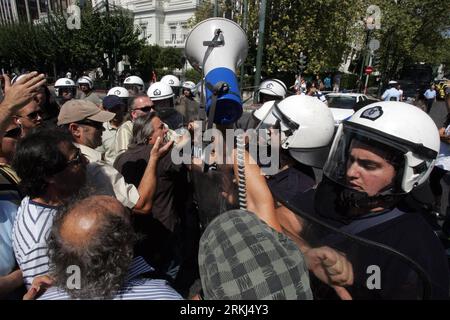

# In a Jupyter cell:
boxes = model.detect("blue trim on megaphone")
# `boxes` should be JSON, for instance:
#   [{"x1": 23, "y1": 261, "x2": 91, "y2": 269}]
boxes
[{"x1": 205, "y1": 67, "x2": 243, "y2": 125}]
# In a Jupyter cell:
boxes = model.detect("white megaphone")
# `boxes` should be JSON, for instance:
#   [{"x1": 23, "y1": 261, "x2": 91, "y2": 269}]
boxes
[{"x1": 185, "y1": 18, "x2": 248, "y2": 125}]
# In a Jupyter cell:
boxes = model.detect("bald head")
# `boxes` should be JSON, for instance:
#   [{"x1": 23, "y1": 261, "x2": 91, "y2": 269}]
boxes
[
  {"x1": 59, "y1": 196, "x2": 127, "y2": 248},
  {"x1": 48, "y1": 195, "x2": 136, "y2": 299}
]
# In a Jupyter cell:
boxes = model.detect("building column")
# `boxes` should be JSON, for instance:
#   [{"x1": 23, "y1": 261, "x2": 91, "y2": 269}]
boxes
[
  {"x1": 6, "y1": 0, "x2": 15, "y2": 22},
  {"x1": 11, "y1": 0, "x2": 19, "y2": 21},
  {"x1": 0, "y1": 0, "x2": 7, "y2": 24},
  {"x1": 2, "y1": 0, "x2": 9, "y2": 23},
  {"x1": 24, "y1": 0, "x2": 31, "y2": 22},
  {"x1": 36, "y1": 0, "x2": 41, "y2": 17},
  {"x1": 0, "y1": 0, "x2": 5, "y2": 24}
]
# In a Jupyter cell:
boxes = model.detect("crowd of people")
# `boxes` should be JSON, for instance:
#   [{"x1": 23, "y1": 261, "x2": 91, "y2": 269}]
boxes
[{"x1": 0, "y1": 68, "x2": 449, "y2": 301}]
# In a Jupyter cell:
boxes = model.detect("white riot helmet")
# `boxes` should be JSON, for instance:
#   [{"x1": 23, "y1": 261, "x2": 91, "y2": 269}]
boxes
[
  {"x1": 54, "y1": 77, "x2": 77, "y2": 97},
  {"x1": 11, "y1": 74, "x2": 29, "y2": 85},
  {"x1": 77, "y1": 76, "x2": 93, "y2": 89},
  {"x1": 123, "y1": 76, "x2": 144, "y2": 93},
  {"x1": 256, "y1": 79, "x2": 287, "y2": 103},
  {"x1": 260, "y1": 95, "x2": 335, "y2": 167},
  {"x1": 161, "y1": 75, "x2": 181, "y2": 97},
  {"x1": 147, "y1": 81, "x2": 174, "y2": 101},
  {"x1": 161, "y1": 75, "x2": 180, "y2": 88},
  {"x1": 253, "y1": 101, "x2": 278, "y2": 126},
  {"x1": 107, "y1": 86, "x2": 129, "y2": 98},
  {"x1": 324, "y1": 101, "x2": 440, "y2": 194},
  {"x1": 182, "y1": 81, "x2": 196, "y2": 91}
]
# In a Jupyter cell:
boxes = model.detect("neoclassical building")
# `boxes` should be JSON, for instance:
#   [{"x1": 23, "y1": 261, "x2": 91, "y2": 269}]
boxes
[
  {"x1": 1, "y1": 0, "x2": 206, "y2": 51},
  {"x1": 94, "y1": 0, "x2": 206, "y2": 48}
]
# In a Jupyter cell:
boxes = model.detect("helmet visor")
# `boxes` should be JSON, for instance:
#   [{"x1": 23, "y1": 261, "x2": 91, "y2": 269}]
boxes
[{"x1": 323, "y1": 123, "x2": 407, "y2": 196}]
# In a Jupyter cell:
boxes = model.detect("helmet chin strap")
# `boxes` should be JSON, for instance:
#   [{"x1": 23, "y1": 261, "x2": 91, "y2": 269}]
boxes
[{"x1": 338, "y1": 186, "x2": 403, "y2": 216}]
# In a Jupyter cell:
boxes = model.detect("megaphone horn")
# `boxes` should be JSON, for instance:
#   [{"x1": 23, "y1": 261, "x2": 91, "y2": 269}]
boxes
[{"x1": 185, "y1": 18, "x2": 248, "y2": 125}]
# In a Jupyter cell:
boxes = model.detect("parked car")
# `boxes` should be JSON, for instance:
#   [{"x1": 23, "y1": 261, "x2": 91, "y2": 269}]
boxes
[{"x1": 325, "y1": 93, "x2": 373, "y2": 126}]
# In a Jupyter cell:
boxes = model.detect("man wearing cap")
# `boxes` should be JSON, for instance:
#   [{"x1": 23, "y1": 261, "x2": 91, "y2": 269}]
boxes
[
  {"x1": 96, "y1": 95, "x2": 127, "y2": 165},
  {"x1": 57, "y1": 99, "x2": 172, "y2": 213},
  {"x1": 381, "y1": 81, "x2": 401, "y2": 101}
]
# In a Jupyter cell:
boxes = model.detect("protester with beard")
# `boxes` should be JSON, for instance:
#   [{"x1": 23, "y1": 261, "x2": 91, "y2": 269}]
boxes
[
  {"x1": 114, "y1": 94, "x2": 155, "y2": 157},
  {"x1": 114, "y1": 112, "x2": 192, "y2": 292},
  {"x1": 37, "y1": 195, "x2": 183, "y2": 300},
  {"x1": 58, "y1": 99, "x2": 172, "y2": 214}
]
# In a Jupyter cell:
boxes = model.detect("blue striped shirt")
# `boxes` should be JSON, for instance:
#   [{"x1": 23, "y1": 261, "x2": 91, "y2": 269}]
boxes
[
  {"x1": 12, "y1": 197, "x2": 58, "y2": 288},
  {"x1": 38, "y1": 256, "x2": 183, "y2": 300}
]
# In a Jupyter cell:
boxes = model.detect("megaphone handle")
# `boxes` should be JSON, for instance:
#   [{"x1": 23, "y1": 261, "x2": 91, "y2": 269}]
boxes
[
  {"x1": 206, "y1": 88, "x2": 219, "y2": 130},
  {"x1": 236, "y1": 133, "x2": 247, "y2": 210}
]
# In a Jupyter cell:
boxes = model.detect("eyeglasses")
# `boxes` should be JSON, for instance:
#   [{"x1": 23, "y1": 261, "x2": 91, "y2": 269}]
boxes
[
  {"x1": 4, "y1": 127, "x2": 21, "y2": 138},
  {"x1": 66, "y1": 148, "x2": 84, "y2": 167},
  {"x1": 76, "y1": 119, "x2": 104, "y2": 130},
  {"x1": 134, "y1": 106, "x2": 154, "y2": 113}
]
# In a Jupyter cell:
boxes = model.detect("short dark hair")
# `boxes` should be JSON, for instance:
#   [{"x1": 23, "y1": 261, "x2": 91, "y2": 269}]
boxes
[
  {"x1": 48, "y1": 194, "x2": 138, "y2": 299},
  {"x1": 12, "y1": 128, "x2": 74, "y2": 198}
]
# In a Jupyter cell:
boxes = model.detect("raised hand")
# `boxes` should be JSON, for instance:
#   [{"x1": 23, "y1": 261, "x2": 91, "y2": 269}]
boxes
[{"x1": 2, "y1": 72, "x2": 46, "y2": 113}]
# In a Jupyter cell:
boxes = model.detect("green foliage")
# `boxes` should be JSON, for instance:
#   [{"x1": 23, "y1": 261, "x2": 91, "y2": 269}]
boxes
[
  {"x1": 189, "y1": 0, "x2": 450, "y2": 87},
  {"x1": 184, "y1": 68, "x2": 202, "y2": 84},
  {"x1": 363, "y1": 0, "x2": 450, "y2": 83},
  {"x1": 134, "y1": 45, "x2": 184, "y2": 82}
]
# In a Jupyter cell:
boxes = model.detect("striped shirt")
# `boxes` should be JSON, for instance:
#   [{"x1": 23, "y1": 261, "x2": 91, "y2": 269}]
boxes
[
  {"x1": 11, "y1": 197, "x2": 58, "y2": 288},
  {"x1": 39, "y1": 256, "x2": 184, "y2": 300}
]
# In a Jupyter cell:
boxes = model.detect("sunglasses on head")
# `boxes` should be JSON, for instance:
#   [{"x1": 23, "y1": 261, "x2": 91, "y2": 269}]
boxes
[{"x1": 4, "y1": 127, "x2": 21, "y2": 138}]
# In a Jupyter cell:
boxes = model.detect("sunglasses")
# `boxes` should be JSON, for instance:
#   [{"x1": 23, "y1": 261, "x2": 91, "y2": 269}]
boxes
[
  {"x1": 134, "y1": 106, "x2": 154, "y2": 113},
  {"x1": 66, "y1": 148, "x2": 84, "y2": 167},
  {"x1": 4, "y1": 127, "x2": 21, "y2": 138},
  {"x1": 17, "y1": 110, "x2": 42, "y2": 121}
]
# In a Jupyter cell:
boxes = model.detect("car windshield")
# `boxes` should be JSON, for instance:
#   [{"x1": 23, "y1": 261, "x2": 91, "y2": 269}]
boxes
[{"x1": 327, "y1": 96, "x2": 357, "y2": 109}]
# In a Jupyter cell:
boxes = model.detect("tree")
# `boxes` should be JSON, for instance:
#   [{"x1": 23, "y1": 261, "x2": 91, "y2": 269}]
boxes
[
  {"x1": 188, "y1": 0, "x2": 450, "y2": 90},
  {"x1": 188, "y1": 0, "x2": 363, "y2": 88},
  {"x1": 359, "y1": 0, "x2": 450, "y2": 85},
  {"x1": 0, "y1": 4, "x2": 144, "y2": 83},
  {"x1": 134, "y1": 45, "x2": 183, "y2": 82}
]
